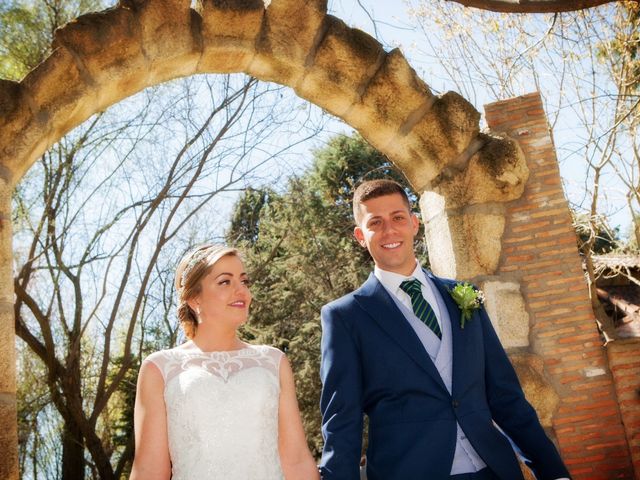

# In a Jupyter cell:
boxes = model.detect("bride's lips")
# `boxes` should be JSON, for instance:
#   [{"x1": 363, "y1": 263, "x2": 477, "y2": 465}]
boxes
[{"x1": 229, "y1": 301, "x2": 247, "y2": 308}]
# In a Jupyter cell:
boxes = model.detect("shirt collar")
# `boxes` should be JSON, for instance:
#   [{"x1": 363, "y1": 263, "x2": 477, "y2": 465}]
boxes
[{"x1": 374, "y1": 261, "x2": 428, "y2": 294}]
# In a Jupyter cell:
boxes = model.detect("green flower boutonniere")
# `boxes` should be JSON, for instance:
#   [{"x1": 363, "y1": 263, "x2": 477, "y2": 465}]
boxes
[{"x1": 448, "y1": 283, "x2": 484, "y2": 329}]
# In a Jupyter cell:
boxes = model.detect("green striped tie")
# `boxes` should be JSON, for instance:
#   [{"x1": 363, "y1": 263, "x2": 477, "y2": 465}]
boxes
[{"x1": 400, "y1": 279, "x2": 442, "y2": 339}]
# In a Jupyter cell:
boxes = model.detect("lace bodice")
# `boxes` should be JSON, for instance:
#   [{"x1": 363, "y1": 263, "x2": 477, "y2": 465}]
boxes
[{"x1": 146, "y1": 344, "x2": 285, "y2": 480}]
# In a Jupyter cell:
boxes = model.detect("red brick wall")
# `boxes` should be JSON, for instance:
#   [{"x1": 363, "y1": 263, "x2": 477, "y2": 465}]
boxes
[
  {"x1": 608, "y1": 339, "x2": 640, "y2": 477},
  {"x1": 485, "y1": 92, "x2": 635, "y2": 479}
]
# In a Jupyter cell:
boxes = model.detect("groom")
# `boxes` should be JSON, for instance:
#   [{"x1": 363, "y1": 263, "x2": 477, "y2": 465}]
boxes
[{"x1": 319, "y1": 179, "x2": 571, "y2": 480}]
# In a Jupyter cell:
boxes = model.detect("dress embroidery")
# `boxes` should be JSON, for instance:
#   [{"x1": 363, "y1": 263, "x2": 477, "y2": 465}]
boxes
[{"x1": 146, "y1": 345, "x2": 284, "y2": 480}]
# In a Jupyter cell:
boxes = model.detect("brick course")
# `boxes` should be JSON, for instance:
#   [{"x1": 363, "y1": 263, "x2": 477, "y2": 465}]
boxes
[
  {"x1": 607, "y1": 339, "x2": 640, "y2": 477},
  {"x1": 485, "y1": 92, "x2": 635, "y2": 479}
]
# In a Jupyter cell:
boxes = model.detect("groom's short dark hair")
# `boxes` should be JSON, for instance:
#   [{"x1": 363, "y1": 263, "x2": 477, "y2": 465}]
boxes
[{"x1": 352, "y1": 179, "x2": 411, "y2": 225}]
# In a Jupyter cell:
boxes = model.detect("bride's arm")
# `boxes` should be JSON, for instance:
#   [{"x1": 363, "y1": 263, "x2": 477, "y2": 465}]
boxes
[
  {"x1": 278, "y1": 355, "x2": 321, "y2": 480},
  {"x1": 130, "y1": 360, "x2": 171, "y2": 480}
]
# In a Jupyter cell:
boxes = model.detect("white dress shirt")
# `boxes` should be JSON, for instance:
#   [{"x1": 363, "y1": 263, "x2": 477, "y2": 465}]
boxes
[{"x1": 374, "y1": 263, "x2": 443, "y2": 331}]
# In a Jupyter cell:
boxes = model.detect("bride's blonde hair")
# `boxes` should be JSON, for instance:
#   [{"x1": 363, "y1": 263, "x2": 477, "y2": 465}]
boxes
[{"x1": 175, "y1": 244, "x2": 239, "y2": 339}]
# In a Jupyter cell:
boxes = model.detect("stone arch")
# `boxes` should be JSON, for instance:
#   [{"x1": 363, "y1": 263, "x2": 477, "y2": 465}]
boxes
[
  {"x1": 0, "y1": 0, "x2": 530, "y2": 477},
  {"x1": 0, "y1": 0, "x2": 527, "y2": 196}
]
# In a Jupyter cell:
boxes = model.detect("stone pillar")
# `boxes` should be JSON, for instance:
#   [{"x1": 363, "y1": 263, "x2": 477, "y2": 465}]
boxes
[
  {"x1": 482, "y1": 92, "x2": 633, "y2": 479},
  {"x1": 0, "y1": 173, "x2": 17, "y2": 480}
]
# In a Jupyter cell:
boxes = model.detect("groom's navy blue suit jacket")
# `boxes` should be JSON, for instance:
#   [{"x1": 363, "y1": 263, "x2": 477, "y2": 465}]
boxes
[{"x1": 319, "y1": 271, "x2": 570, "y2": 480}]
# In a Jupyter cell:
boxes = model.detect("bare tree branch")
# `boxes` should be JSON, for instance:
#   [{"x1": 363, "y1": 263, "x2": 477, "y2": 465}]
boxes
[{"x1": 445, "y1": 0, "x2": 627, "y2": 14}]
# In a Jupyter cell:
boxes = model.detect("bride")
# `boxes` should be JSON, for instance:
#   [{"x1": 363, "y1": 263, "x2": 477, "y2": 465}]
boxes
[{"x1": 130, "y1": 244, "x2": 320, "y2": 479}]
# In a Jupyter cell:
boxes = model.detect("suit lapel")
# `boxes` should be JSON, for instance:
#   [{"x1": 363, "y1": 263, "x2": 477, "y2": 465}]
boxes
[
  {"x1": 354, "y1": 274, "x2": 448, "y2": 391},
  {"x1": 427, "y1": 272, "x2": 474, "y2": 397}
]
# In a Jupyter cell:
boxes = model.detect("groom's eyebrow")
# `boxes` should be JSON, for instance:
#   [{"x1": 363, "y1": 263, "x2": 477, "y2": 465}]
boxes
[{"x1": 368, "y1": 210, "x2": 404, "y2": 220}]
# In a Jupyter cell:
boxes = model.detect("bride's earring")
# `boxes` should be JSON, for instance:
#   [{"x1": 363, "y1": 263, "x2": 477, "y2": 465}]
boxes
[{"x1": 196, "y1": 306, "x2": 202, "y2": 324}]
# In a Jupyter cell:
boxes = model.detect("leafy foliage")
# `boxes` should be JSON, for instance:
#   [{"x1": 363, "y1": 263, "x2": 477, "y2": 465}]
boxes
[
  {"x1": 0, "y1": 0, "x2": 107, "y2": 80},
  {"x1": 598, "y1": 2, "x2": 640, "y2": 94}
]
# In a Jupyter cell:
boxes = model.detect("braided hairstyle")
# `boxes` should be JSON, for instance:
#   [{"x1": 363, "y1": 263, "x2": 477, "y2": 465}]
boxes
[{"x1": 175, "y1": 244, "x2": 239, "y2": 339}]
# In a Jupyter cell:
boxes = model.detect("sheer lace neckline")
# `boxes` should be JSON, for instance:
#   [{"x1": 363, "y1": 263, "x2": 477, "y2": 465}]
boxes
[
  {"x1": 178, "y1": 342, "x2": 254, "y2": 355},
  {"x1": 148, "y1": 343, "x2": 283, "y2": 386}
]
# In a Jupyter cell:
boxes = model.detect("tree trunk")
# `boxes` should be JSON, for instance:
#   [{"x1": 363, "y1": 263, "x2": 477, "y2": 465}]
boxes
[
  {"x1": 61, "y1": 419, "x2": 84, "y2": 480},
  {"x1": 84, "y1": 425, "x2": 116, "y2": 480},
  {"x1": 582, "y1": 249, "x2": 616, "y2": 341},
  {"x1": 60, "y1": 348, "x2": 86, "y2": 480}
]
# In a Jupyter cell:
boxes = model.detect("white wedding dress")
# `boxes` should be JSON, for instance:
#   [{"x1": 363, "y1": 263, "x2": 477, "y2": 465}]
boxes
[{"x1": 146, "y1": 344, "x2": 285, "y2": 479}]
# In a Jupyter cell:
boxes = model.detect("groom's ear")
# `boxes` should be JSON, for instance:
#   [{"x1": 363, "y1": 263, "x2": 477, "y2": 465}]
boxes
[
  {"x1": 354, "y1": 226, "x2": 366, "y2": 247},
  {"x1": 411, "y1": 213, "x2": 419, "y2": 234}
]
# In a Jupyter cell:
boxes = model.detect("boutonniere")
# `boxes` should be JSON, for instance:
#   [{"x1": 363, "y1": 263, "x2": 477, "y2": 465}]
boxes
[{"x1": 448, "y1": 283, "x2": 484, "y2": 329}]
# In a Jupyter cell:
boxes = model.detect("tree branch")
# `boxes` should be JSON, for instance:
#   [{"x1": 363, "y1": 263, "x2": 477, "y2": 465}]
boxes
[{"x1": 445, "y1": 0, "x2": 623, "y2": 14}]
